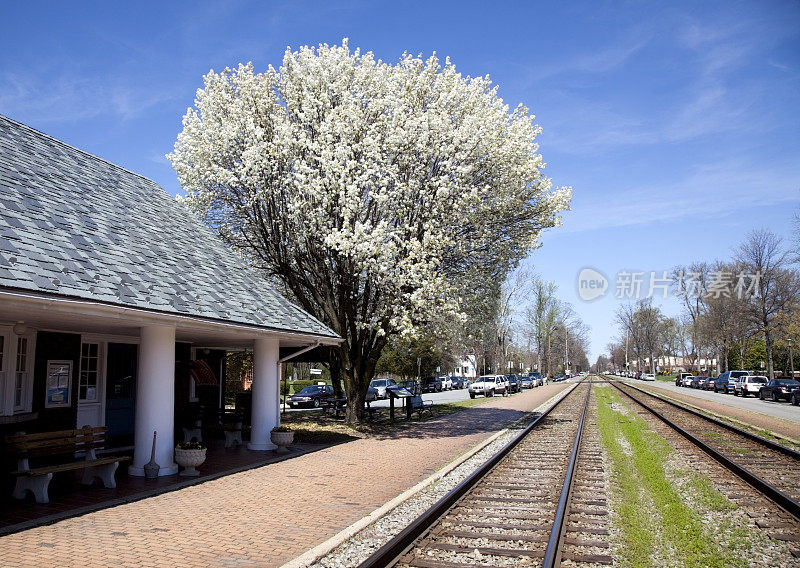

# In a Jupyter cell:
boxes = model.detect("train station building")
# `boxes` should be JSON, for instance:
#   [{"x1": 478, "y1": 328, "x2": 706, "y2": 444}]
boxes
[{"x1": 0, "y1": 115, "x2": 340, "y2": 476}]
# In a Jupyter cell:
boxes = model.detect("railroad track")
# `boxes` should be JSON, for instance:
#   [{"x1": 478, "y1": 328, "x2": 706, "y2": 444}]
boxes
[
  {"x1": 607, "y1": 378, "x2": 800, "y2": 555},
  {"x1": 608, "y1": 378, "x2": 800, "y2": 517},
  {"x1": 357, "y1": 380, "x2": 613, "y2": 568}
]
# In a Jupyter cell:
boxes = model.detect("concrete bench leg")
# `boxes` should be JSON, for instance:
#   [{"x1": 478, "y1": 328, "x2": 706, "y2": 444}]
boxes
[
  {"x1": 13, "y1": 474, "x2": 53, "y2": 504},
  {"x1": 224, "y1": 429, "x2": 243, "y2": 448},
  {"x1": 82, "y1": 461, "x2": 119, "y2": 488}
]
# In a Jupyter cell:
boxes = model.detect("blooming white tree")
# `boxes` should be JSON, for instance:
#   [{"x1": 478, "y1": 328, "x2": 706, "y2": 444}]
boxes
[{"x1": 170, "y1": 40, "x2": 571, "y2": 421}]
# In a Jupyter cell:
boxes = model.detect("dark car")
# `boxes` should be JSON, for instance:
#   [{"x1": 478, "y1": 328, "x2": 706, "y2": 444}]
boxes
[
  {"x1": 288, "y1": 384, "x2": 335, "y2": 408},
  {"x1": 693, "y1": 376, "x2": 712, "y2": 389},
  {"x1": 422, "y1": 376, "x2": 442, "y2": 393},
  {"x1": 506, "y1": 374, "x2": 520, "y2": 393},
  {"x1": 402, "y1": 380, "x2": 422, "y2": 395},
  {"x1": 792, "y1": 388, "x2": 799, "y2": 406},
  {"x1": 450, "y1": 377, "x2": 465, "y2": 389},
  {"x1": 759, "y1": 379, "x2": 800, "y2": 402}
]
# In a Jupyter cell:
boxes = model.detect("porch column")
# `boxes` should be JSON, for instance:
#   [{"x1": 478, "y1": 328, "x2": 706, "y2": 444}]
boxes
[
  {"x1": 129, "y1": 325, "x2": 178, "y2": 476},
  {"x1": 248, "y1": 337, "x2": 279, "y2": 451}
]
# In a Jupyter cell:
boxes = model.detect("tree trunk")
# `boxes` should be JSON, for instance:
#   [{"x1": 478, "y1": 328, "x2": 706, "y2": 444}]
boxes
[
  {"x1": 329, "y1": 354, "x2": 344, "y2": 398},
  {"x1": 339, "y1": 337, "x2": 384, "y2": 424},
  {"x1": 765, "y1": 328, "x2": 775, "y2": 379}
]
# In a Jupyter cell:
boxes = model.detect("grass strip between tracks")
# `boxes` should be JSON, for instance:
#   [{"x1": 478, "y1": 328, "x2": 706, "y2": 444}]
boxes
[{"x1": 596, "y1": 385, "x2": 745, "y2": 568}]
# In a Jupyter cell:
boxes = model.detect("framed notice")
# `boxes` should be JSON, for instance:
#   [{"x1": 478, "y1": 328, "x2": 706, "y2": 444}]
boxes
[{"x1": 45, "y1": 360, "x2": 73, "y2": 408}]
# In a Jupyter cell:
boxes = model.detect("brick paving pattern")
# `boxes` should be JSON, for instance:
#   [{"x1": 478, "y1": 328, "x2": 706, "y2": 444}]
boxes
[{"x1": 0, "y1": 385, "x2": 567, "y2": 568}]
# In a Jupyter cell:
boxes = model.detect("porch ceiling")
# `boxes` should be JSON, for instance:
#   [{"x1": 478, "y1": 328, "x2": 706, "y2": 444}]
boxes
[{"x1": 0, "y1": 289, "x2": 341, "y2": 350}]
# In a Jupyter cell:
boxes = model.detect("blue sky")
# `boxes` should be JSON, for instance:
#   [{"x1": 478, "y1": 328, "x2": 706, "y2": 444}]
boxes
[{"x1": 2, "y1": 1, "x2": 798, "y2": 361}]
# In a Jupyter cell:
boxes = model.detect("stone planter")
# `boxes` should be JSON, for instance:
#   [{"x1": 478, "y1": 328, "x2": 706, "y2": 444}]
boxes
[
  {"x1": 270, "y1": 430, "x2": 294, "y2": 453},
  {"x1": 174, "y1": 447, "x2": 207, "y2": 477}
]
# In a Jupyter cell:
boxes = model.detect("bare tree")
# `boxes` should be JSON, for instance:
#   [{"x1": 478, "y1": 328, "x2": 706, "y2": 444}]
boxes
[
  {"x1": 673, "y1": 262, "x2": 710, "y2": 373},
  {"x1": 495, "y1": 270, "x2": 531, "y2": 372},
  {"x1": 523, "y1": 278, "x2": 560, "y2": 376},
  {"x1": 736, "y1": 230, "x2": 800, "y2": 378}
]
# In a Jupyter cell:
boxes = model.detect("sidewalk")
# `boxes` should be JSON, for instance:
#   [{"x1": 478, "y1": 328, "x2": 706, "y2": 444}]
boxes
[{"x1": 0, "y1": 385, "x2": 567, "y2": 568}]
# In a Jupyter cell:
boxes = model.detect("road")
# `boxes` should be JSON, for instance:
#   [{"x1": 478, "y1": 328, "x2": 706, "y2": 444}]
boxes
[{"x1": 621, "y1": 378, "x2": 800, "y2": 424}]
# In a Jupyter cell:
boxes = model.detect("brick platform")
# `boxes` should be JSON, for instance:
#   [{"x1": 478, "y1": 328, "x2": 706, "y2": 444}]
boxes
[{"x1": 0, "y1": 384, "x2": 568, "y2": 568}]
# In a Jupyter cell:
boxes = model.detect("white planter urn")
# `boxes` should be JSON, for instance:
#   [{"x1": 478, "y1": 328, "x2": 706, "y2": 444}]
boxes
[
  {"x1": 174, "y1": 447, "x2": 207, "y2": 477},
  {"x1": 270, "y1": 430, "x2": 294, "y2": 453}
]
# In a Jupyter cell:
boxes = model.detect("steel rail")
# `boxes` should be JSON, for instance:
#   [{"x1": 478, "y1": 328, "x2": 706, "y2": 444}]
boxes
[
  {"x1": 609, "y1": 380, "x2": 800, "y2": 520},
  {"x1": 610, "y1": 377, "x2": 800, "y2": 459},
  {"x1": 356, "y1": 380, "x2": 585, "y2": 568},
  {"x1": 542, "y1": 378, "x2": 593, "y2": 568}
]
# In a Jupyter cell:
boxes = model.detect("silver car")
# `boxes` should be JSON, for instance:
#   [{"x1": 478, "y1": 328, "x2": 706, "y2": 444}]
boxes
[{"x1": 368, "y1": 378, "x2": 397, "y2": 399}]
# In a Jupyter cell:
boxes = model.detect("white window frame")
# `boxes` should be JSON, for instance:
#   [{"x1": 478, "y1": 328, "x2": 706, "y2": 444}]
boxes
[
  {"x1": 12, "y1": 333, "x2": 36, "y2": 414},
  {"x1": 78, "y1": 341, "x2": 102, "y2": 403},
  {"x1": 0, "y1": 326, "x2": 35, "y2": 415},
  {"x1": 0, "y1": 331, "x2": 6, "y2": 414}
]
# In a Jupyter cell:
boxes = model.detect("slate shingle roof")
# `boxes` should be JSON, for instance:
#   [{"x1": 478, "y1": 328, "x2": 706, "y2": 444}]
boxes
[{"x1": 0, "y1": 115, "x2": 338, "y2": 339}]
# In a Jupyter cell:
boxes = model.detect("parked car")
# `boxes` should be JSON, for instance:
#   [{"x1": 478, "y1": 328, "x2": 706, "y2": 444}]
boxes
[
  {"x1": 759, "y1": 379, "x2": 800, "y2": 402},
  {"x1": 792, "y1": 388, "x2": 800, "y2": 406},
  {"x1": 692, "y1": 376, "x2": 711, "y2": 389},
  {"x1": 469, "y1": 375, "x2": 508, "y2": 398},
  {"x1": 519, "y1": 375, "x2": 534, "y2": 389},
  {"x1": 506, "y1": 374, "x2": 520, "y2": 393},
  {"x1": 734, "y1": 375, "x2": 767, "y2": 397},
  {"x1": 530, "y1": 372, "x2": 543, "y2": 386},
  {"x1": 676, "y1": 372, "x2": 693, "y2": 386},
  {"x1": 714, "y1": 370, "x2": 749, "y2": 394},
  {"x1": 402, "y1": 380, "x2": 422, "y2": 395},
  {"x1": 422, "y1": 376, "x2": 442, "y2": 393},
  {"x1": 369, "y1": 378, "x2": 398, "y2": 399},
  {"x1": 288, "y1": 384, "x2": 335, "y2": 408},
  {"x1": 440, "y1": 376, "x2": 452, "y2": 390},
  {"x1": 642, "y1": 373, "x2": 655, "y2": 381}
]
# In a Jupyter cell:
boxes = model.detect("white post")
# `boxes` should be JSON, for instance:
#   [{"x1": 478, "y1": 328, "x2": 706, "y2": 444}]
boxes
[
  {"x1": 248, "y1": 337, "x2": 279, "y2": 451},
  {"x1": 129, "y1": 325, "x2": 178, "y2": 476}
]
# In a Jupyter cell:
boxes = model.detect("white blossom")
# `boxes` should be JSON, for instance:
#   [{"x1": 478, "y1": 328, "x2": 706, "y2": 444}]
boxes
[{"x1": 169, "y1": 39, "x2": 570, "y2": 409}]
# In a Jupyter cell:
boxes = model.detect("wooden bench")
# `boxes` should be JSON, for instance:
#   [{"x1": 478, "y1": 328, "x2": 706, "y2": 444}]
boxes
[
  {"x1": 5, "y1": 426, "x2": 131, "y2": 504},
  {"x1": 409, "y1": 395, "x2": 432, "y2": 417}
]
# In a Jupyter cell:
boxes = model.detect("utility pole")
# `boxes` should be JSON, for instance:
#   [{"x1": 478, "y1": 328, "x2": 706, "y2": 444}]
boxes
[
  {"x1": 565, "y1": 326, "x2": 569, "y2": 375},
  {"x1": 625, "y1": 330, "x2": 629, "y2": 375}
]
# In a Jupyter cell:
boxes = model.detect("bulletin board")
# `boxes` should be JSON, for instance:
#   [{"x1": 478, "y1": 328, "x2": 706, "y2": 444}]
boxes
[{"x1": 45, "y1": 360, "x2": 73, "y2": 408}]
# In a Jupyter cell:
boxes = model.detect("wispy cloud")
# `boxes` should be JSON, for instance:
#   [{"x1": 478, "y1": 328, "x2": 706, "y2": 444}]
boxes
[
  {"x1": 0, "y1": 69, "x2": 181, "y2": 124},
  {"x1": 559, "y1": 158, "x2": 800, "y2": 234}
]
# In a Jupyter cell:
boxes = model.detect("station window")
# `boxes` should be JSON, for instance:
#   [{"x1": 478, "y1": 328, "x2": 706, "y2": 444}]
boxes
[
  {"x1": 14, "y1": 337, "x2": 28, "y2": 411},
  {"x1": 80, "y1": 343, "x2": 100, "y2": 401}
]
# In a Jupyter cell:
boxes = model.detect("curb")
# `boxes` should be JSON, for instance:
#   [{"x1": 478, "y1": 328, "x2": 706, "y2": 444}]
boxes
[{"x1": 279, "y1": 387, "x2": 569, "y2": 568}]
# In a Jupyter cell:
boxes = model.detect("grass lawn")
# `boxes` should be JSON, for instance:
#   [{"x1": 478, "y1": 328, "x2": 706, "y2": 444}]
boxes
[
  {"x1": 596, "y1": 385, "x2": 751, "y2": 568},
  {"x1": 277, "y1": 393, "x2": 496, "y2": 442}
]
